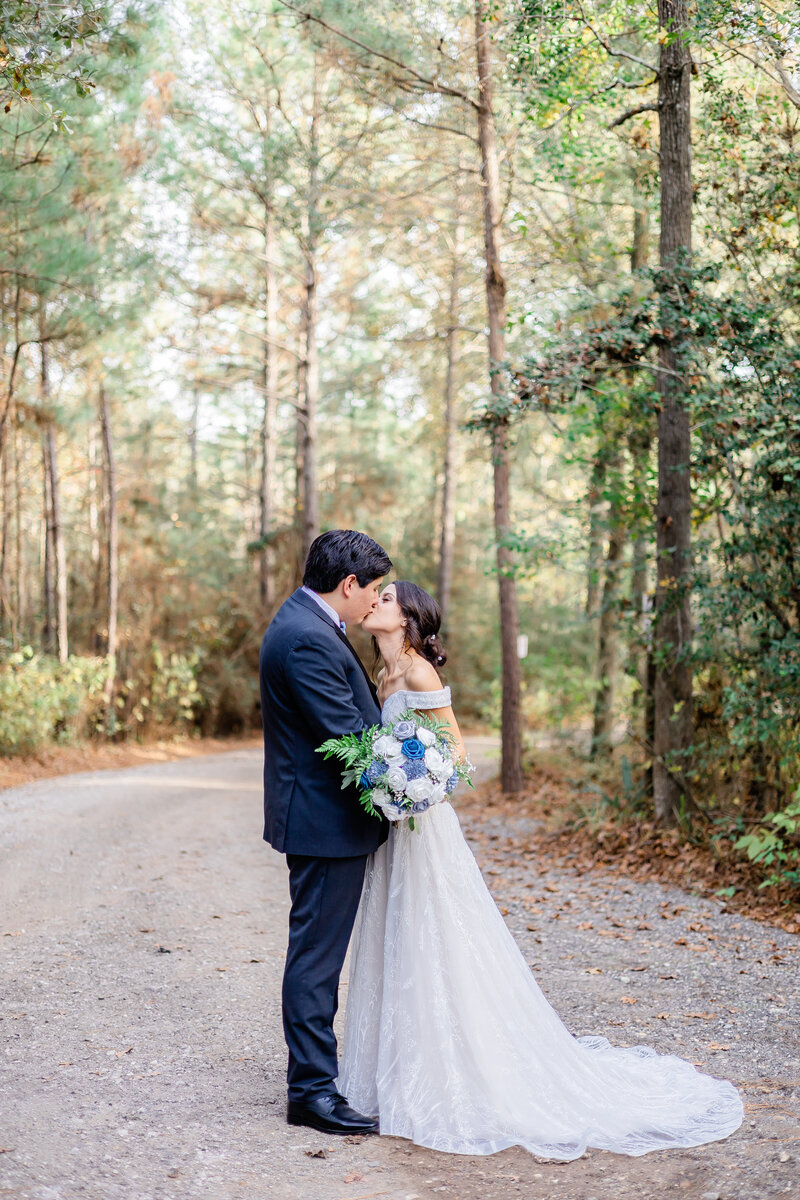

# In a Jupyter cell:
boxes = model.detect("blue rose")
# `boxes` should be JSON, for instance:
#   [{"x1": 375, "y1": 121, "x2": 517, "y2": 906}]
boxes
[
  {"x1": 366, "y1": 759, "x2": 388, "y2": 783},
  {"x1": 359, "y1": 771, "x2": 372, "y2": 791},
  {"x1": 445, "y1": 772, "x2": 459, "y2": 794},
  {"x1": 401, "y1": 738, "x2": 426, "y2": 760},
  {"x1": 402, "y1": 758, "x2": 427, "y2": 781},
  {"x1": 411, "y1": 799, "x2": 430, "y2": 813},
  {"x1": 393, "y1": 719, "x2": 417, "y2": 740}
]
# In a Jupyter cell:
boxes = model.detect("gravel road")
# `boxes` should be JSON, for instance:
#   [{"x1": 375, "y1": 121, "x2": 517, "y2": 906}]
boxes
[{"x1": 1, "y1": 745, "x2": 797, "y2": 1200}]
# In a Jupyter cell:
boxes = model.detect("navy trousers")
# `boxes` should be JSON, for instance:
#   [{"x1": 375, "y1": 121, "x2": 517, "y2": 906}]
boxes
[{"x1": 283, "y1": 852, "x2": 368, "y2": 1102}]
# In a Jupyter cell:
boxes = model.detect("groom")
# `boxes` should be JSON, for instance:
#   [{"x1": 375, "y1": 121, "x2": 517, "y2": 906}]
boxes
[{"x1": 259, "y1": 529, "x2": 391, "y2": 1135}]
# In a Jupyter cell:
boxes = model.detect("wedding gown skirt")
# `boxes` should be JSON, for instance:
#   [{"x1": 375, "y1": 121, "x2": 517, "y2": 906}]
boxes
[{"x1": 337, "y1": 800, "x2": 743, "y2": 1159}]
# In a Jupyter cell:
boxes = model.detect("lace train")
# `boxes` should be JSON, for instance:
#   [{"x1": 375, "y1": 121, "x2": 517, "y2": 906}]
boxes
[{"x1": 337, "y1": 800, "x2": 743, "y2": 1159}]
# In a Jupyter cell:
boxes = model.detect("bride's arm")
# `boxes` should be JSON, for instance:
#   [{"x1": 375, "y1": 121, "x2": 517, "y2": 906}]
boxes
[{"x1": 405, "y1": 658, "x2": 467, "y2": 763}]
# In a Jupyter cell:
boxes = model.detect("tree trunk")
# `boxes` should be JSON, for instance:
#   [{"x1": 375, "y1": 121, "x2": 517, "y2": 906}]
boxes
[
  {"x1": 585, "y1": 451, "x2": 607, "y2": 618},
  {"x1": 591, "y1": 456, "x2": 625, "y2": 757},
  {"x1": 13, "y1": 415, "x2": 24, "y2": 643},
  {"x1": 40, "y1": 331, "x2": 68, "y2": 663},
  {"x1": 88, "y1": 424, "x2": 103, "y2": 648},
  {"x1": 45, "y1": 425, "x2": 68, "y2": 663},
  {"x1": 41, "y1": 430, "x2": 55, "y2": 653},
  {"x1": 654, "y1": 0, "x2": 694, "y2": 822},
  {"x1": 259, "y1": 102, "x2": 278, "y2": 610},
  {"x1": 628, "y1": 425, "x2": 652, "y2": 734},
  {"x1": 475, "y1": 0, "x2": 523, "y2": 793},
  {"x1": 437, "y1": 177, "x2": 466, "y2": 631},
  {"x1": 300, "y1": 56, "x2": 321, "y2": 561},
  {"x1": 99, "y1": 384, "x2": 118, "y2": 714},
  {"x1": 0, "y1": 430, "x2": 9, "y2": 640}
]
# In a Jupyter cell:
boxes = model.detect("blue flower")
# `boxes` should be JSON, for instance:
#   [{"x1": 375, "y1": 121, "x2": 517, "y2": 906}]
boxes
[
  {"x1": 445, "y1": 772, "x2": 459, "y2": 794},
  {"x1": 366, "y1": 759, "x2": 388, "y2": 783},
  {"x1": 359, "y1": 771, "x2": 372, "y2": 791},
  {"x1": 401, "y1": 738, "x2": 426, "y2": 760},
  {"x1": 393, "y1": 719, "x2": 417, "y2": 740},
  {"x1": 402, "y1": 758, "x2": 427, "y2": 781},
  {"x1": 411, "y1": 799, "x2": 430, "y2": 813}
]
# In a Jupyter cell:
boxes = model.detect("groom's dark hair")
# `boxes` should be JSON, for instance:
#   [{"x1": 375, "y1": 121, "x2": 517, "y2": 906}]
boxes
[{"x1": 303, "y1": 529, "x2": 392, "y2": 593}]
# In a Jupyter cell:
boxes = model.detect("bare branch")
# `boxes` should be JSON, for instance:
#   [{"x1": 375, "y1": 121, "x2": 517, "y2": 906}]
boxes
[
  {"x1": 608, "y1": 100, "x2": 660, "y2": 128},
  {"x1": 272, "y1": 0, "x2": 480, "y2": 112}
]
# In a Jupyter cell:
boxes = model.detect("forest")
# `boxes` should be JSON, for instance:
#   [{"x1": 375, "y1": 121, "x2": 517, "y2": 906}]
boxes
[{"x1": 1, "y1": 0, "x2": 798, "y2": 899}]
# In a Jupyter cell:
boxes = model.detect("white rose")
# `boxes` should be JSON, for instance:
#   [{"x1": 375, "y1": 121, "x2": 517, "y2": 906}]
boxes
[
  {"x1": 374, "y1": 734, "x2": 402, "y2": 759},
  {"x1": 384, "y1": 753, "x2": 407, "y2": 770},
  {"x1": 424, "y1": 747, "x2": 451, "y2": 779},
  {"x1": 405, "y1": 776, "x2": 434, "y2": 804},
  {"x1": 417, "y1": 727, "x2": 436, "y2": 747},
  {"x1": 374, "y1": 793, "x2": 403, "y2": 821},
  {"x1": 428, "y1": 780, "x2": 447, "y2": 806},
  {"x1": 385, "y1": 765, "x2": 408, "y2": 793},
  {"x1": 371, "y1": 787, "x2": 390, "y2": 809}
]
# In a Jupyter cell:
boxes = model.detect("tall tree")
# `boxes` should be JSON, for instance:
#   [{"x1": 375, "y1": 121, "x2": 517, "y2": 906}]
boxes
[
  {"x1": 653, "y1": 0, "x2": 693, "y2": 821},
  {"x1": 475, "y1": 0, "x2": 523, "y2": 792}
]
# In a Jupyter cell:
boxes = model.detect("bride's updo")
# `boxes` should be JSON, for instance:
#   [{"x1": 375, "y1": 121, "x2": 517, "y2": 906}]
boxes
[{"x1": 395, "y1": 581, "x2": 447, "y2": 668}]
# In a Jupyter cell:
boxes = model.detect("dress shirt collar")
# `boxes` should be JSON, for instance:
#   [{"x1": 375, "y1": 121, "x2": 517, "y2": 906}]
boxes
[{"x1": 301, "y1": 585, "x2": 346, "y2": 633}]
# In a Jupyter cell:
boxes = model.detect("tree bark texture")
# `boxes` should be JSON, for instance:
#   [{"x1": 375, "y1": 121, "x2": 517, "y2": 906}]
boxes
[
  {"x1": 300, "y1": 56, "x2": 321, "y2": 562},
  {"x1": 41, "y1": 430, "x2": 55, "y2": 654},
  {"x1": 40, "y1": 328, "x2": 68, "y2": 663},
  {"x1": 0, "y1": 430, "x2": 10, "y2": 640},
  {"x1": 654, "y1": 0, "x2": 694, "y2": 822},
  {"x1": 475, "y1": 0, "x2": 523, "y2": 793},
  {"x1": 591, "y1": 455, "x2": 625, "y2": 758},
  {"x1": 585, "y1": 451, "x2": 607, "y2": 618},
  {"x1": 99, "y1": 384, "x2": 118, "y2": 712},
  {"x1": 259, "y1": 101, "x2": 278, "y2": 611},
  {"x1": 437, "y1": 176, "x2": 466, "y2": 631}
]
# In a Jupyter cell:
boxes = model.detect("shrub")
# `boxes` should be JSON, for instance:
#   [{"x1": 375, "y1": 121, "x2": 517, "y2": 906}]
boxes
[{"x1": 0, "y1": 647, "x2": 108, "y2": 756}]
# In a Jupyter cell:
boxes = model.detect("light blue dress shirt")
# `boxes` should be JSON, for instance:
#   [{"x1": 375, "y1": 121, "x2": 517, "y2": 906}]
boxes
[{"x1": 301, "y1": 586, "x2": 346, "y2": 633}]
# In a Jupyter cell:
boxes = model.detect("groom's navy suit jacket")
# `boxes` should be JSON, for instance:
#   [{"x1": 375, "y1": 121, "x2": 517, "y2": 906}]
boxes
[{"x1": 259, "y1": 588, "x2": 388, "y2": 858}]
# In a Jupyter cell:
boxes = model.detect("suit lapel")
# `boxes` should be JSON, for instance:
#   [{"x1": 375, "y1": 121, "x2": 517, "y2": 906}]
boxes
[{"x1": 290, "y1": 589, "x2": 379, "y2": 705}]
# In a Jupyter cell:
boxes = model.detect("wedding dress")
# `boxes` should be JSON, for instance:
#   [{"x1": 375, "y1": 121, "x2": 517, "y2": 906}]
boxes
[{"x1": 337, "y1": 686, "x2": 743, "y2": 1159}]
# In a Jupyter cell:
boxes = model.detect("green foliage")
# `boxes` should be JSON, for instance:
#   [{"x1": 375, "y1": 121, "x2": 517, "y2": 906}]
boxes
[
  {"x1": 735, "y1": 793, "x2": 800, "y2": 894},
  {"x1": 117, "y1": 646, "x2": 203, "y2": 735},
  {"x1": 0, "y1": 647, "x2": 107, "y2": 755},
  {"x1": 0, "y1": 1, "x2": 107, "y2": 124}
]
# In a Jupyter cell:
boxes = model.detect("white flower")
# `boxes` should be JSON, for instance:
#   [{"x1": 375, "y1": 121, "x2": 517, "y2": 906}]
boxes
[
  {"x1": 424, "y1": 747, "x2": 452, "y2": 779},
  {"x1": 428, "y1": 780, "x2": 447, "y2": 806},
  {"x1": 405, "y1": 776, "x2": 434, "y2": 804},
  {"x1": 373, "y1": 791, "x2": 403, "y2": 821},
  {"x1": 374, "y1": 734, "x2": 402, "y2": 759},
  {"x1": 417, "y1": 727, "x2": 436, "y2": 747},
  {"x1": 384, "y1": 753, "x2": 406, "y2": 770},
  {"x1": 385, "y1": 765, "x2": 408, "y2": 793}
]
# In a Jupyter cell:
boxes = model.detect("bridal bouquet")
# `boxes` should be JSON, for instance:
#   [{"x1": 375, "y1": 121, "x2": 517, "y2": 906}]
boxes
[{"x1": 318, "y1": 710, "x2": 474, "y2": 830}]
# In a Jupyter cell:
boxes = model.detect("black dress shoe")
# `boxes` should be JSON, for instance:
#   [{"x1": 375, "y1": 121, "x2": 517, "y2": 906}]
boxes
[{"x1": 286, "y1": 1092, "x2": 379, "y2": 1135}]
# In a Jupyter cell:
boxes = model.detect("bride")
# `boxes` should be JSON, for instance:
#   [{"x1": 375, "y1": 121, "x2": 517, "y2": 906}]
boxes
[{"x1": 337, "y1": 580, "x2": 743, "y2": 1160}]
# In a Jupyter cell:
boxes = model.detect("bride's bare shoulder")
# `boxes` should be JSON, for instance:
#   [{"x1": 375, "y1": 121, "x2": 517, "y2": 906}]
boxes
[{"x1": 404, "y1": 656, "x2": 443, "y2": 693}]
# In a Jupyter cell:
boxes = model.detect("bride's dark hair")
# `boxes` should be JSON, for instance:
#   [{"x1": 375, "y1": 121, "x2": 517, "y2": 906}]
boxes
[{"x1": 394, "y1": 581, "x2": 447, "y2": 668}]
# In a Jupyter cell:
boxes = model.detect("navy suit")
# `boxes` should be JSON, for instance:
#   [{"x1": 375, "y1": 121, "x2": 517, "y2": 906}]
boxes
[{"x1": 260, "y1": 588, "x2": 388, "y2": 1101}]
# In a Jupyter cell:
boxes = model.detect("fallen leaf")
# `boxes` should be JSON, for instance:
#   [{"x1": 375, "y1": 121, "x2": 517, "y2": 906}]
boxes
[
  {"x1": 706, "y1": 1042, "x2": 731, "y2": 1051},
  {"x1": 305, "y1": 1149, "x2": 327, "y2": 1158},
  {"x1": 684, "y1": 1012, "x2": 716, "y2": 1020},
  {"x1": 584, "y1": 967, "x2": 603, "y2": 974},
  {"x1": 344, "y1": 1173, "x2": 364, "y2": 1183},
  {"x1": 621, "y1": 996, "x2": 637, "y2": 1005}
]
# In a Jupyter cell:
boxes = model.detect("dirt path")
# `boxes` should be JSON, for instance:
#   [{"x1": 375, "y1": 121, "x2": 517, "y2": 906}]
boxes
[{"x1": 1, "y1": 745, "x2": 797, "y2": 1200}]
